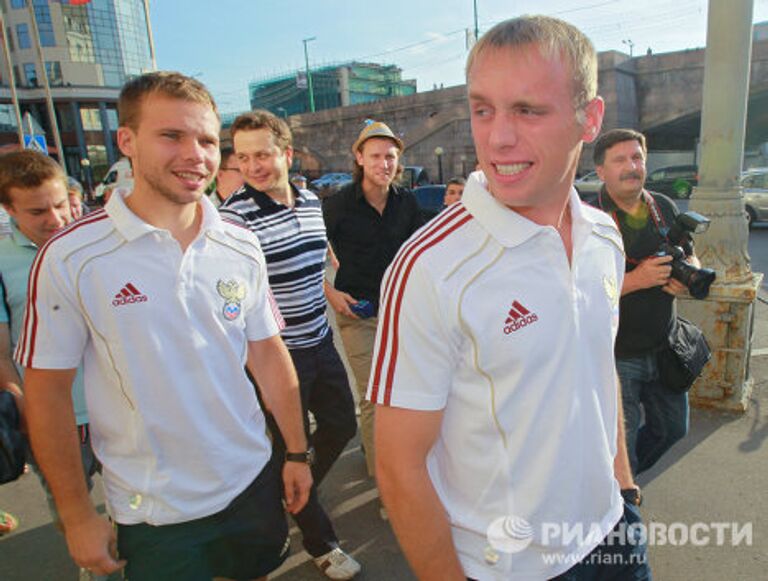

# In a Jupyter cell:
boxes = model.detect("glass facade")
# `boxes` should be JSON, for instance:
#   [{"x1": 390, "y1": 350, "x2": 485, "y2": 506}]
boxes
[{"x1": 45, "y1": 61, "x2": 62, "y2": 85}]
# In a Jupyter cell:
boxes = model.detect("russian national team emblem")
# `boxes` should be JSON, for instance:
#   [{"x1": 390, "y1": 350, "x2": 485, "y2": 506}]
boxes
[
  {"x1": 603, "y1": 275, "x2": 619, "y2": 308},
  {"x1": 217, "y1": 279, "x2": 246, "y2": 321}
]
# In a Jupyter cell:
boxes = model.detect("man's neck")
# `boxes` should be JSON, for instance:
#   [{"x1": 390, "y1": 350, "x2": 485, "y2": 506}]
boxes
[
  {"x1": 125, "y1": 188, "x2": 201, "y2": 251},
  {"x1": 606, "y1": 187, "x2": 644, "y2": 214},
  {"x1": 361, "y1": 178, "x2": 390, "y2": 213},
  {"x1": 264, "y1": 183, "x2": 294, "y2": 208}
]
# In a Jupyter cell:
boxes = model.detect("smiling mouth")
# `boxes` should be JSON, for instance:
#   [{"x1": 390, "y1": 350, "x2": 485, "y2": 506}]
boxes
[
  {"x1": 494, "y1": 162, "x2": 531, "y2": 176},
  {"x1": 174, "y1": 170, "x2": 208, "y2": 181}
]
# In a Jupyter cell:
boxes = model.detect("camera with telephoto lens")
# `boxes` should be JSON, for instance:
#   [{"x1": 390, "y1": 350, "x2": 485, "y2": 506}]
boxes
[{"x1": 654, "y1": 211, "x2": 716, "y2": 300}]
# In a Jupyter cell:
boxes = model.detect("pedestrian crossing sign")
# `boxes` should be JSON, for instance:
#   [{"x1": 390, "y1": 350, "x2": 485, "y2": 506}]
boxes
[{"x1": 23, "y1": 134, "x2": 48, "y2": 155}]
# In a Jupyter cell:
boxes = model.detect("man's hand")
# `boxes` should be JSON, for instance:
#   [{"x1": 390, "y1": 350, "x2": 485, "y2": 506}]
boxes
[
  {"x1": 622, "y1": 255, "x2": 672, "y2": 295},
  {"x1": 282, "y1": 462, "x2": 313, "y2": 514},
  {"x1": 64, "y1": 512, "x2": 126, "y2": 576},
  {"x1": 324, "y1": 283, "x2": 359, "y2": 319},
  {"x1": 662, "y1": 254, "x2": 701, "y2": 296}
]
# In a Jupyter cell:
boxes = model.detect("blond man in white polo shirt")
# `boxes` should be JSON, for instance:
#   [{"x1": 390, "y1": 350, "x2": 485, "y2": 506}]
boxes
[
  {"x1": 370, "y1": 16, "x2": 650, "y2": 581},
  {"x1": 19, "y1": 72, "x2": 311, "y2": 581}
]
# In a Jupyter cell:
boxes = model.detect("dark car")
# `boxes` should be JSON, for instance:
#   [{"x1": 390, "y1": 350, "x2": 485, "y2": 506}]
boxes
[
  {"x1": 310, "y1": 172, "x2": 352, "y2": 198},
  {"x1": 412, "y1": 185, "x2": 446, "y2": 220},
  {"x1": 645, "y1": 165, "x2": 699, "y2": 199},
  {"x1": 398, "y1": 166, "x2": 430, "y2": 189}
]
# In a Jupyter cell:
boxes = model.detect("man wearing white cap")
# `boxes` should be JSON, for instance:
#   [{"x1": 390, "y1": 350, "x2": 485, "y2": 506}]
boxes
[{"x1": 322, "y1": 121, "x2": 424, "y2": 478}]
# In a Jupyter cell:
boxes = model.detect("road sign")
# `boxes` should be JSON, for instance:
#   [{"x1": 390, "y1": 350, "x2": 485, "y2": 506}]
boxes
[{"x1": 23, "y1": 134, "x2": 48, "y2": 155}]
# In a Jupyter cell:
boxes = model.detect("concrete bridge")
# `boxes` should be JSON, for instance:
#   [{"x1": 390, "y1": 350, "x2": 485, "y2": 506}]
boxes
[{"x1": 227, "y1": 37, "x2": 768, "y2": 180}]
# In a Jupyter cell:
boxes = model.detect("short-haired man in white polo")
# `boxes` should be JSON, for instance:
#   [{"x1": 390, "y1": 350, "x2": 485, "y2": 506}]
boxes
[
  {"x1": 370, "y1": 16, "x2": 650, "y2": 581},
  {"x1": 19, "y1": 72, "x2": 312, "y2": 581}
]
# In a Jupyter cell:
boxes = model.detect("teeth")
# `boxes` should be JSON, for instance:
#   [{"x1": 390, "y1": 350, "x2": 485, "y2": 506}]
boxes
[
  {"x1": 176, "y1": 172, "x2": 203, "y2": 180},
  {"x1": 495, "y1": 163, "x2": 530, "y2": 176}
]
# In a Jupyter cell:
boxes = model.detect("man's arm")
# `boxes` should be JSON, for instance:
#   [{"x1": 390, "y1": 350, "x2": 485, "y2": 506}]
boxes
[
  {"x1": 614, "y1": 379, "x2": 636, "y2": 490},
  {"x1": 246, "y1": 335, "x2": 312, "y2": 514},
  {"x1": 0, "y1": 322, "x2": 23, "y2": 413},
  {"x1": 24, "y1": 367, "x2": 124, "y2": 575},
  {"x1": 375, "y1": 405, "x2": 465, "y2": 581}
]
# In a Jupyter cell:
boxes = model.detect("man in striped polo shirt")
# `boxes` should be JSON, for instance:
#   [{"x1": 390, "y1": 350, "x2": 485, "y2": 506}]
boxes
[{"x1": 220, "y1": 111, "x2": 360, "y2": 580}]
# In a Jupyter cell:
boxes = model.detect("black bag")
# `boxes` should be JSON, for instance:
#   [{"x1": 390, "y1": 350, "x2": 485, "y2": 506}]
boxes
[
  {"x1": 656, "y1": 316, "x2": 712, "y2": 393},
  {"x1": 0, "y1": 390, "x2": 25, "y2": 484}
]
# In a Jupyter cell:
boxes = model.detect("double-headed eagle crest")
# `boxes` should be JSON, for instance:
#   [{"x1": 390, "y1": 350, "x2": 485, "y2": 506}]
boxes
[{"x1": 217, "y1": 279, "x2": 247, "y2": 321}]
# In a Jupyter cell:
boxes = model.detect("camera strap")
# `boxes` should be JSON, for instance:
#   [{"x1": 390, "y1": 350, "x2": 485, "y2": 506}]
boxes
[{"x1": 597, "y1": 190, "x2": 669, "y2": 265}]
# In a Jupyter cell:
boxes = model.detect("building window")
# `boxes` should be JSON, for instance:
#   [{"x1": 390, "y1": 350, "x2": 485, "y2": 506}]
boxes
[
  {"x1": 16, "y1": 23, "x2": 30, "y2": 49},
  {"x1": 106, "y1": 108, "x2": 119, "y2": 131},
  {"x1": 80, "y1": 108, "x2": 102, "y2": 131},
  {"x1": 13, "y1": 65, "x2": 21, "y2": 87},
  {"x1": 0, "y1": 104, "x2": 18, "y2": 132},
  {"x1": 45, "y1": 61, "x2": 62, "y2": 86},
  {"x1": 23, "y1": 62, "x2": 36, "y2": 87},
  {"x1": 10, "y1": 0, "x2": 24, "y2": 9},
  {"x1": 33, "y1": 0, "x2": 55, "y2": 47}
]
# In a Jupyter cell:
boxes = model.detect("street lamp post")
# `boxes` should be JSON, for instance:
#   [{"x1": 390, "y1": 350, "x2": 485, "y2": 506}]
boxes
[
  {"x1": 434, "y1": 146, "x2": 444, "y2": 184},
  {"x1": 303, "y1": 36, "x2": 316, "y2": 113}
]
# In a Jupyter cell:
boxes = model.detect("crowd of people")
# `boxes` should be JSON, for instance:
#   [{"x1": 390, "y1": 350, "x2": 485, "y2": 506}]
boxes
[{"x1": 0, "y1": 13, "x2": 707, "y2": 581}]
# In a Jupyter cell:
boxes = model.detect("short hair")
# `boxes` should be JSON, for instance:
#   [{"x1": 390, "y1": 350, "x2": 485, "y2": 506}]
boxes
[
  {"x1": 220, "y1": 146, "x2": 236, "y2": 167},
  {"x1": 0, "y1": 150, "x2": 66, "y2": 206},
  {"x1": 118, "y1": 71, "x2": 219, "y2": 131},
  {"x1": 593, "y1": 128, "x2": 647, "y2": 166},
  {"x1": 230, "y1": 110, "x2": 292, "y2": 151},
  {"x1": 447, "y1": 176, "x2": 466, "y2": 187},
  {"x1": 466, "y1": 15, "x2": 598, "y2": 115}
]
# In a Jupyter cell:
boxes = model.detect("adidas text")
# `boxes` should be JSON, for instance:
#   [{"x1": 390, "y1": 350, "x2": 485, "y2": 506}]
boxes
[{"x1": 504, "y1": 313, "x2": 538, "y2": 334}]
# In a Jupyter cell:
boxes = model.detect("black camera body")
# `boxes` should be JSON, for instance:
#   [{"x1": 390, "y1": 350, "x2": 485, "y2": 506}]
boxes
[{"x1": 655, "y1": 211, "x2": 716, "y2": 300}]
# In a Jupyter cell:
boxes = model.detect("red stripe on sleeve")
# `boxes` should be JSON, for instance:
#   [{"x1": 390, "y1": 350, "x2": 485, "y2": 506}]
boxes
[
  {"x1": 17, "y1": 211, "x2": 109, "y2": 367},
  {"x1": 370, "y1": 205, "x2": 472, "y2": 405}
]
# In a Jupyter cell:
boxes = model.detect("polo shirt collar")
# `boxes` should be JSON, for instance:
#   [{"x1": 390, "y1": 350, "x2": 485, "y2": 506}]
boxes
[
  {"x1": 9, "y1": 220, "x2": 36, "y2": 249},
  {"x1": 462, "y1": 171, "x2": 595, "y2": 248},
  {"x1": 243, "y1": 182, "x2": 308, "y2": 208},
  {"x1": 107, "y1": 188, "x2": 224, "y2": 242}
]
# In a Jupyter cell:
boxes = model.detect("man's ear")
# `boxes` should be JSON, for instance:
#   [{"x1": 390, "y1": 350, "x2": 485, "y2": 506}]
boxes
[
  {"x1": 116, "y1": 126, "x2": 135, "y2": 158},
  {"x1": 581, "y1": 96, "x2": 605, "y2": 144}
]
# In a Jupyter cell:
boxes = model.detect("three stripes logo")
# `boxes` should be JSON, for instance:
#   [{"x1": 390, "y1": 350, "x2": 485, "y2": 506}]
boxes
[
  {"x1": 112, "y1": 282, "x2": 148, "y2": 307},
  {"x1": 503, "y1": 300, "x2": 538, "y2": 334}
]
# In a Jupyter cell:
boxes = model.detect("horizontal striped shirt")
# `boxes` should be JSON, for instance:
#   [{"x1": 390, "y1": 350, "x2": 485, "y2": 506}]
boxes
[{"x1": 220, "y1": 184, "x2": 329, "y2": 348}]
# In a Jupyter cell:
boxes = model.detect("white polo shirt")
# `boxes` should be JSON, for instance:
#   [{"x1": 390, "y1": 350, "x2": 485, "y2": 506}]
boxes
[
  {"x1": 16, "y1": 191, "x2": 281, "y2": 526},
  {"x1": 368, "y1": 173, "x2": 626, "y2": 580}
]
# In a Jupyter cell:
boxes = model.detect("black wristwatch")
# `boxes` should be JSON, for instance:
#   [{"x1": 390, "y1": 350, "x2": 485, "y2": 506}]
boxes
[
  {"x1": 285, "y1": 449, "x2": 314, "y2": 465},
  {"x1": 621, "y1": 487, "x2": 642, "y2": 506}
]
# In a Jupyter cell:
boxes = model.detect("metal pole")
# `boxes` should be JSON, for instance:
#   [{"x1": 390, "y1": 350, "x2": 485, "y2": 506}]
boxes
[
  {"x1": 26, "y1": 0, "x2": 64, "y2": 165},
  {"x1": 473, "y1": 0, "x2": 479, "y2": 42},
  {"x1": 0, "y1": 7, "x2": 24, "y2": 148},
  {"x1": 142, "y1": 0, "x2": 157, "y2": 70},
  {"x1": 303, "y1": 37, "x2": 316, "y2": 113}
]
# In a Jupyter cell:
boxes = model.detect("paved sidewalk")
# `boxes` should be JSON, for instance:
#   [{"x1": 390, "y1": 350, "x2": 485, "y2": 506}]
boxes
[{"x1": 2, "y1": 295, "x2": 766, "y2": 580}]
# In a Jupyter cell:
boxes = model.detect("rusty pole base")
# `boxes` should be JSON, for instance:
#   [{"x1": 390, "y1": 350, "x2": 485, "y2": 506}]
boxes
[{"x1": 679, "y1": 272, "x2": 764, "y2": 414}]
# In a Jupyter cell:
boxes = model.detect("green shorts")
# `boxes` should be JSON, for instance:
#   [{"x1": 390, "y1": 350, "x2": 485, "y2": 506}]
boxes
[{"x1": 117, "y1": 459, "x2": 289, "y2": 581}]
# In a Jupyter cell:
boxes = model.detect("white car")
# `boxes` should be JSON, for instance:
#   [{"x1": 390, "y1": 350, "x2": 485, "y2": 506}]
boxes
[
  {"x1": 574, "y1": 171, "x2": 603, "y2": 198},
  {"x1": 741, "y1": 168, "x2": 768, "y2": 228},
  {"x1": 95, "y1": 158, "x2": 133, "y2": 202}
]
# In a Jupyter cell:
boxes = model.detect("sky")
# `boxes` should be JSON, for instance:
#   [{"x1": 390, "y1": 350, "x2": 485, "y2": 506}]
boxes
[{"x1": 149, "y1": 0, "x2": 768, "y2": 115}]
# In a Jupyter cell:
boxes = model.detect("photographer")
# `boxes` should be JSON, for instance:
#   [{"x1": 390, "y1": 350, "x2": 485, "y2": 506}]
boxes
[{"x1": 591, "y1": 129, "x2": 701, "y2": 476}]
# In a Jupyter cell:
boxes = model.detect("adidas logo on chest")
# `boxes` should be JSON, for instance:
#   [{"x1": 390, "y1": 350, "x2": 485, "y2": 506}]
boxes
[
  {"x1": 503, "y1": 300, "x2": 538, "y2": 334},
  {"x1": 112, "y1": 282, "x2": 148, "y2": 307}
]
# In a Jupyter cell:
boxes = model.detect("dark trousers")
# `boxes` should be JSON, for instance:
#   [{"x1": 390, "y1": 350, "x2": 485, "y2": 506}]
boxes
[{"x1": 262, "y1": 331, "x2": 357, "y2": 557}]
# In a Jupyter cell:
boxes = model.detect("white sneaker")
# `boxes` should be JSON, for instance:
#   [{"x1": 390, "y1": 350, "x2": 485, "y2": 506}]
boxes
[{"x1": 313, "y1": 547, "x2": 361, "y2": 580}]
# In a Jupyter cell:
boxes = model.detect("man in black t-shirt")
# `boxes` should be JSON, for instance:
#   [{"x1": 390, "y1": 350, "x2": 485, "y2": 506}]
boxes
[
  {"x1": 322, "y1": 121, "x2": 424, "y2": 478},
  {"x1": 591, "y1": 128, "x2": 700, "y2": 476}
]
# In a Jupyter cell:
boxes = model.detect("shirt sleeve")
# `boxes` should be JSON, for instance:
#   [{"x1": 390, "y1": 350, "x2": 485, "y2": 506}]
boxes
[
  {"x1": 367, "y1": 256, "x2": 454, "y2": 410},
  {"x1": 243, "y1": 247, "x2": 284, "y2": 342},
  {"x1": 14, "y1": 246, "x2": 87, "y2": 370},
  {"x1": 322, "y1": 195, "x2": 339, "y2": 251},
  {"x1": 218, "y1": 204, "x2": 247, "y2": 227}
]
